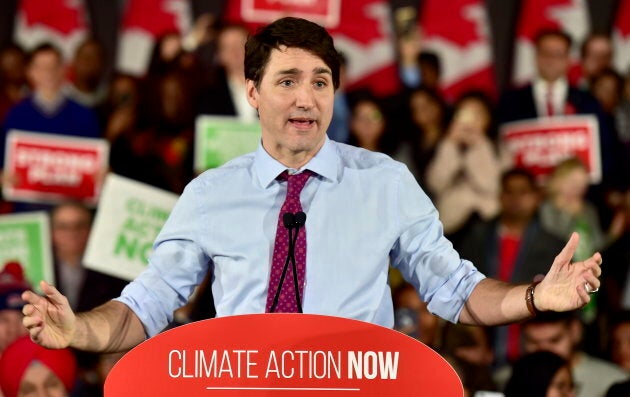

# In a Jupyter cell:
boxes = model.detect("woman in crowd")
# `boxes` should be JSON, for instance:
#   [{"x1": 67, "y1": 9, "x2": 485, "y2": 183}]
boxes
[
  {"x1": 393, "y1": 86, "x2": 449, "y2": 189},
  {"x1": 348, "y1": 94, "x2": 395, "y2": 154},
  {"x1": 504, "y1": 351, "x2": 576, "y2": 397},
  {"x1": 425, "y1": 91, "x2": 501, "y2": 237}
]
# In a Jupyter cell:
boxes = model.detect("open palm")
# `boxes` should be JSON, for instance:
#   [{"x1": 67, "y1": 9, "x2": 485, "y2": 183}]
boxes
[{"x1": 537, "y1": 232, "x2": 602, "y2": 312}]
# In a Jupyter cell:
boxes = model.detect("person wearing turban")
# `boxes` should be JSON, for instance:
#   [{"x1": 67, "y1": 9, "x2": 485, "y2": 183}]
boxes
[{"x1": 0, "y1": 335, "x2": 76, "y2": 397}]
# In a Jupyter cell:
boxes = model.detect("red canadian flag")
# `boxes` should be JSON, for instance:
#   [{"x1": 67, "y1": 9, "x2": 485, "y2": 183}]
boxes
[
  {"x1": 613, "y1": 0, "x2": 630, "y2": 74},
  {"x1": 223, "y1": 0, "x2": 400, "y2": 96},
  {"x1": 14, "y1": 0, "x2": 88, "y2": 62},
  {"x1": 418, "y1": 0, "x2": 496, "y2": 102},
  {"x1": 116, "y1": 0, "x2": 192, "y2": 76},
  {"x1": 512, "y1": 0, "x2": 589, "y2": 86}
]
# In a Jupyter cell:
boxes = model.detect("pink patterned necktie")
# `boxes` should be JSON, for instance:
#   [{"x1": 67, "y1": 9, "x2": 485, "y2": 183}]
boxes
[
  {"x1": 265, "y1": 170, "x2": 311, "y2": 313},
  {"x1": 546, "y1": 84, "x2": 555, "y2": 116}
]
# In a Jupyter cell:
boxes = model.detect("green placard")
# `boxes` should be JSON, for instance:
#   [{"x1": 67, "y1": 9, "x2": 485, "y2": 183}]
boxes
[
  {"x1": 0, "y1": 212, "x2": 53, "y2": 289},
  {"x1": 195, "y1": 116, "x2": 261, "y2": 172}
]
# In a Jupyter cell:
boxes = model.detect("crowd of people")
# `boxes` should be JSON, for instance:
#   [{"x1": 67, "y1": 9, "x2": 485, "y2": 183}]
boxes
[{"x1": 0, "y1": 14, "x2": 628, "y2": 397}]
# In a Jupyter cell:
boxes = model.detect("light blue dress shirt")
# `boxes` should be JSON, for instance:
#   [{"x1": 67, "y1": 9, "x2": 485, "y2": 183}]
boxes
[{"x1": 116, "y1": 138, "x2": 485, "y2": 337}]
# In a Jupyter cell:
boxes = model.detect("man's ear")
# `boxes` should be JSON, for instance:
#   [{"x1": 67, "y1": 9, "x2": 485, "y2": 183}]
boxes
[{"x1": 246, "y1": 79, "x2": 258, "y2": 109}]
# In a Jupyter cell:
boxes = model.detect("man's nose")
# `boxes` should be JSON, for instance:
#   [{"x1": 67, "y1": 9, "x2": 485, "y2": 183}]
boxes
[{"x1": 295, "y1": 85, "x2": 315, "y2": 109}]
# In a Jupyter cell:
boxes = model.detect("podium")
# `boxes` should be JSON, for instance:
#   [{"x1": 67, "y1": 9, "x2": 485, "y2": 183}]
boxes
[{"x1": 105, "y1": 314, "x2": 463, "y2": 396}]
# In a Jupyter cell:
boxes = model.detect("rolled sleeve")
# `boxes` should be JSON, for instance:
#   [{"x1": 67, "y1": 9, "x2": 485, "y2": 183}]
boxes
[
  {"x1": 390, "y1": 164, "x2": 486, "y2": 323},
  {"x1": 115, "y1": 179, "x2": 211, "y2": 337}
]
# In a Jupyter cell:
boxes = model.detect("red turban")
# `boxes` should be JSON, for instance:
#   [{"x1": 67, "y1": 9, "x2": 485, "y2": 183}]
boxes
[{"x1": 0, "y1": 336, "x2": 77, "y2": 397}]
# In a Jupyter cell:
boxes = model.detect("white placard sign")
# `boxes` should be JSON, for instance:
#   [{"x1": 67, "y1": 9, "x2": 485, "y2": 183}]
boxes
[{"x1": 84, "y1": 174, "x2": 178, "y2": 281}]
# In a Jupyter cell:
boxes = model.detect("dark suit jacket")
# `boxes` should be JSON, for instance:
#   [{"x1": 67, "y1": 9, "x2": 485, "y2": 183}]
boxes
[
  {"x1": 457, "y1": 217, "x2": 565, "y2": 283},
  {"x1": 196, "y1": 67, "x2": 238, "y2": 117},
  {"x1": 498, "y1": 83, "x2": 600, "y2": 123}
]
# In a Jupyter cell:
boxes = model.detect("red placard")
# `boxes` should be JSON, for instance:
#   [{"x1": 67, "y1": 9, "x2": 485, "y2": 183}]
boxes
[
  {"x1": 499, "y1": 115, "x2": 601, "y2": 184},
  {"x1": 241, "y1": 0, "x2": 340, "y2": 27},
  {"x1": 3, "y1": 130, "x2": 109, "y2": 205},
  {"x1": 105, "y1": 314, "x2": 463, "y2": 396}
]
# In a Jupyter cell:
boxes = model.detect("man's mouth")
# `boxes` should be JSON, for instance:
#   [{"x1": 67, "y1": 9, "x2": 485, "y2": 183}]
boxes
[{"x1": 289, "y1": 117, "x2": 316, "y2": 128}]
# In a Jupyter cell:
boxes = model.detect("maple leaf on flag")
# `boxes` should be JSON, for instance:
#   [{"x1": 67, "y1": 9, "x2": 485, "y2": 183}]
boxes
[
  {"x1": 419, "y1": 0, "x2": 496, "y2": 101},
  {"x1": 223, "y1": 0, "x2": 399, "y2": 96},
  {"x1": 329, "y1": 0, "x2": 398, "y2": 96},
  {"x1": 14, "y1": 0, "x2": 88, "y2": 62},
  {"x1": 121, "y1": 0, "x2": 190, "y2": 35},
  {"x1": 116, "y1": 0, "x2": 192, "y2": 76}
]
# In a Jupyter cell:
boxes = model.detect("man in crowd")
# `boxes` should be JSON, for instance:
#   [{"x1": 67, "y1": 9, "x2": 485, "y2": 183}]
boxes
[
  {"x1": 519, "y1": 311, "x2": 627, "y2": 397},
  {"x1": 458, "y1": 168, "x2": 566, "y2": 365},
  {"x1": 498, "y1": 29, "x2": 619, "y2": 185},
  {"x1": 1, "y1": 43, "x2": 100, "y2": 166}
]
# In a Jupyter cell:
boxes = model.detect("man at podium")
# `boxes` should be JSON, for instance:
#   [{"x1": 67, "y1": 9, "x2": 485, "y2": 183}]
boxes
[{"x1": 21, "y1": 17, "x2": 601, "y2": 356}]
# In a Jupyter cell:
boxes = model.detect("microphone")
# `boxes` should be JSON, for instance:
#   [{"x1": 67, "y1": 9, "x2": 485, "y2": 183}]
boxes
[
  {"x1": 293, "y1": 211, "x2": 306, "y2": 228},
  {"x1": 289, "y1": 211, "x2": 306, "y2": 313},
  {"x1": 269, "y1": 211, "x2": 307, "y2": 313},
  {"x1": 270, "y1": 213, "x2": 296, "y2": 313},
  {"x1": 283, "y1": 212, "x2": 295, "y2": 229}
]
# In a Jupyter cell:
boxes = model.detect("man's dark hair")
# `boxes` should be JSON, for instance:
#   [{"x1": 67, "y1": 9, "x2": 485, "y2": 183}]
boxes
[
  {"x1": 580, "y1": 33, "x2": 611, "y2": 59},
  {"x1": 524, "y1": 309, "x2": 578, "y2": 327},
  {"x1": 28, "y1": 42, "x2": 64, "y2": 65},
  {"x1": 418, "y1": 51, "x2": 441, "y2": 75},
  {"x1": 501, "y1": 168, "x2": 537, "y2": 191},
  {"x1": 534, "y1": 28, "x2": 573, "y2": 50},
  {"x1": 592, "y1": 67, "x2": 624, "y2": 98},
  {"x1": 244, "y1": 17, "x2": 341, "y2": 90}
]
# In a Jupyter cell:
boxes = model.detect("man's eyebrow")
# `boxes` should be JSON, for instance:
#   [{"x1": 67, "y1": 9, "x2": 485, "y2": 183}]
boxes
[
  {"x1": 274, "y1": 67, "x2": 332, "y2": 77},
  {"x1": 275, "y1": 68, "x2": 300, "y2": 77},
  {"x1": 313, "y1": 67, "x2": 332, "y2": 76}
]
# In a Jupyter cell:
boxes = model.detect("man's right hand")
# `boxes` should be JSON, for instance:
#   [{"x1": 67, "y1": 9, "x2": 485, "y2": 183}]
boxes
[{"x1": 22, "y1": 280, "x2": 76, "y2": 349}]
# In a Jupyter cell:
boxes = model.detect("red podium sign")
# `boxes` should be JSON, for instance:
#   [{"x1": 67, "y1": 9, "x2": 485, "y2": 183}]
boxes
[{"x1": 105, "y1": 314, "x2": 463, "y2": 396}]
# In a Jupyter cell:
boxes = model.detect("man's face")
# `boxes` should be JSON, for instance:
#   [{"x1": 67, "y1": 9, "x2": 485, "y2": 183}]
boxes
[
  {"x1": 0, "y1": 309, "x2": 27, "y2": 351},
  {"x1": 536, "y1": 36, "x2": 570, "y2": 83},
  {"x1": 51, "y1": 205, "x2": 92, "y2": 259},
  {"x1": 247, "y1": 46, "x2": 334, "y2": 165},
  {"x1": 0, "y1": 48, "x2": 26, "y2": 83},
  {"x1": 19, "y1": 362, "x2": 67, "y2": 397},
  {"x1": 522, "y1": 322, "x2": 575, "y2": 360},
  {"x1": 74, "y1": 42, "x2": 103, "y2": 83},
  {"x1": 582, "y1": 37, "x2": 612, "y2": 78},
  {"x1": 27, "y1": 50, "x2": 65, "y2": 93},
  {"x1": 217, "y1": 27, "x2": 247, "y2": 74},
  {"x1": 500, "y1": 175, "x2": 539, "y2": 222}
]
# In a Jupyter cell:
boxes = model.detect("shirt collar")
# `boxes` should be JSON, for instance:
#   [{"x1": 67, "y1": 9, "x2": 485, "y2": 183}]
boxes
[
  {"x1": 534, "y1": 77, "x2": 568, "y2": 94},
  {"x1": 254, "y1": 136, "x2": 340, "y2": 188},
  {"x1": 33, "y1": 91, "x2": 66, "y2": 116}
]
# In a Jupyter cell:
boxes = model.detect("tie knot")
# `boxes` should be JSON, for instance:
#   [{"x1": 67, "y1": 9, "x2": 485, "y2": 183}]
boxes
[{"x1": 278, "y1": 170, "x2": 312, "y2": 199}]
